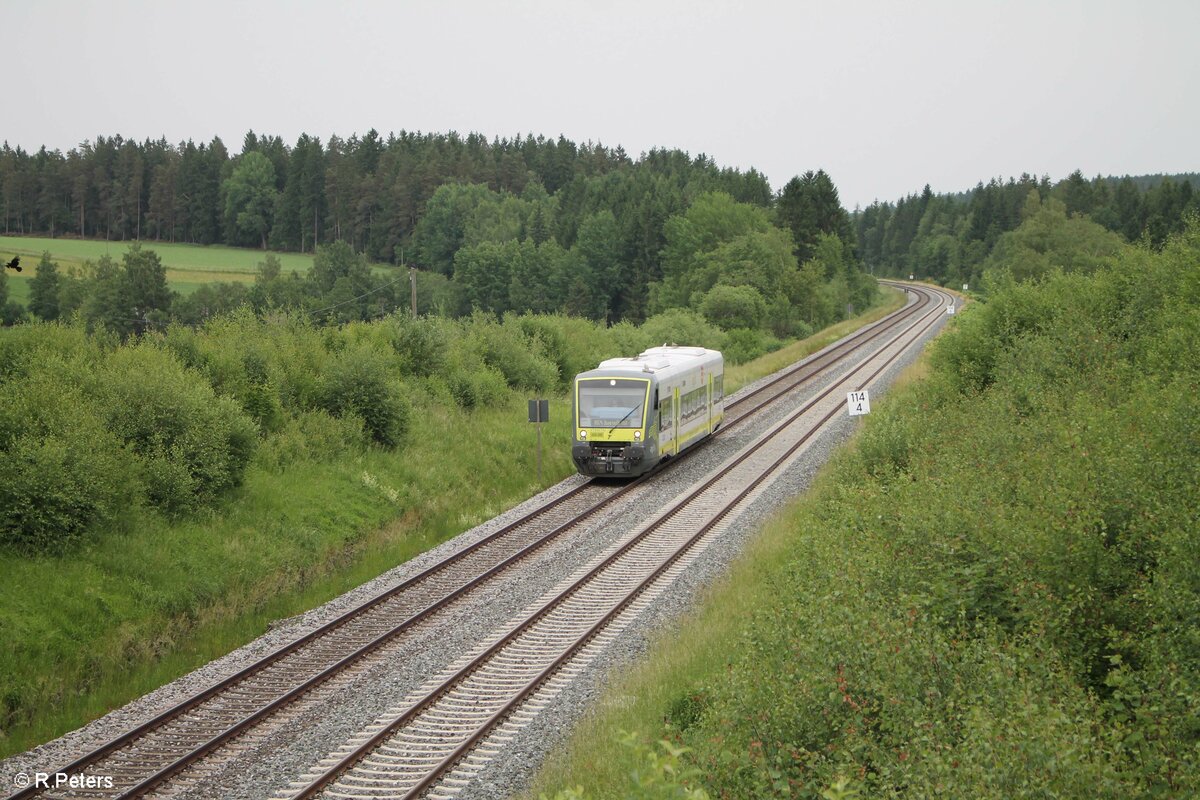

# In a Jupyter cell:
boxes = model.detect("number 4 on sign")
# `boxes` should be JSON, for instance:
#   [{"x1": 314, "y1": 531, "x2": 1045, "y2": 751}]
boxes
[{"x1": 847, "y1": 390, "x2": 870, "y2": 416}]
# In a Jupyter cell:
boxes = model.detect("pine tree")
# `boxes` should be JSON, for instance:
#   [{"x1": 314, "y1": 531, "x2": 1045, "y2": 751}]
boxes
[{"x1": 29, "y1": 251, "x2": 61, "y2": 320}]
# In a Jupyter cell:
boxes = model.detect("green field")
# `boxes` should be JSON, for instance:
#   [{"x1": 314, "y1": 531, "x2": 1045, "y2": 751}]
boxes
[
  {"x1": 0, "y1": 236, "x2": 399, "y2": 298},
  {"x1": 4, "y1": 274, "x2": 31, "y2": 306}
]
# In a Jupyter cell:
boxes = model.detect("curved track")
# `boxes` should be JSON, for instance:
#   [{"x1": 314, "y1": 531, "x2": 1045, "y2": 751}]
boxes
[
  {"x1": 279, "y1": 284, "x2": 954, "y2": 799},
  {"x1": 5, "y1": 284, "x2": 951, "y2": 800}
]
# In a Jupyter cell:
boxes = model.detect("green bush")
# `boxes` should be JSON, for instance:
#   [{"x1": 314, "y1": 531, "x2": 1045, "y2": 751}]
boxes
[
  {"x1": 254, "y1": 408, "x2": 367, "y2": 470},
  {"x1": 721, "y1": 327, "x2": 781, "y2": 365},
  {"x1": 389, "y1": 315, "x2": 451, "y2": 377},
  {"x1": 518, "y1": 311, "x2": 609, "y2": 388},
  {"x1": 0, "y1": 426, "x2": 133, "y2": 552},
  {"x1": 465, "y1": 313, "x2": 559, "y2": 392},
  {"x1": 700, "y1": 284, "x2": 767, "y2": 331},
  {"x1": 0, "y1": 348, "x2": 133, "y2": 550},
  {"x1": 639, "y1": 309, "x2": 726, "y2": 352},
  {"x1": 445, "y1": 358, "x2": 508, "y2": 410},
  {"x1": 320, "y1": 344, "x2": 410, "y2": 447},
  {"x1": 607, "y1": 320, "x2": 652, "y2": 358},
  {"x1": 97, "y1": 344, "x2": 258, "y2": 514}
]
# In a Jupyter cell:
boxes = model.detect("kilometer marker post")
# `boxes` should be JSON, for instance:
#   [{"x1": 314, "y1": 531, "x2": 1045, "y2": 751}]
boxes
[{"x1": 847, "y1": 390, "x2": 870, "y2": 416}]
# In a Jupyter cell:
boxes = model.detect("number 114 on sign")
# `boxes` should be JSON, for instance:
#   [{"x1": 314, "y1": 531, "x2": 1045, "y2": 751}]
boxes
[{"x1": 847, "y1": 390, "x2": 870, "y2": 416}]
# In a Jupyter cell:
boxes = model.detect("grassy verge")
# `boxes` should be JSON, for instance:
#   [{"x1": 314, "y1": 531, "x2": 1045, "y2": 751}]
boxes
[{"x1": 0, "y1": 295, "x2": 901, "y2": 758}]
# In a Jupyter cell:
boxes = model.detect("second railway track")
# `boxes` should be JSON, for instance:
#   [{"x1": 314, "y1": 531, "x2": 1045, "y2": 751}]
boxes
[
  {"x1": 4, "y1": 284, "x2": 954, "y2": 800},
  {"x1": 279, "y1": 284, "x2": 954, "y2": 799}
]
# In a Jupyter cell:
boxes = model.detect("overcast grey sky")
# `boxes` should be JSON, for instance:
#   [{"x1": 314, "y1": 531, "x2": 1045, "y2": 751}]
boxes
[{"x1": 6, "y1": 0, "x2": 1197, "y2": 208}]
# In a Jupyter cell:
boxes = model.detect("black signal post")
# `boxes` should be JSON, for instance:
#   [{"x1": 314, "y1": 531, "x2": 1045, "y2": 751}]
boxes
[{"x1": 528, "y1": 399, "x2": 549, "y2": 484}]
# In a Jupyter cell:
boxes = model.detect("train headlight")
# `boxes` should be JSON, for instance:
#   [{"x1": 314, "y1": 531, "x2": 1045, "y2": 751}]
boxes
[
  {"x1": 579, "y1": 430, "x2": 587, "y2": 439},
  {"x1": 634, "y1": 430, "x2": 642, "y2": 440}
]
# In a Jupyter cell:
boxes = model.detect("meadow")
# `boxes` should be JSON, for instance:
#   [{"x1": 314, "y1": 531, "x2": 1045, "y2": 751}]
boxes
[{"x1": 0, "y1": 235, "x2": 397, "y2": 297}]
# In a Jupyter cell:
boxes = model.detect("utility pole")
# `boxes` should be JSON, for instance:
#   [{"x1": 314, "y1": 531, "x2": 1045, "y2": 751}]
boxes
[{"x1": 401, "y1": 247, "x2": 416, "y2": 316}]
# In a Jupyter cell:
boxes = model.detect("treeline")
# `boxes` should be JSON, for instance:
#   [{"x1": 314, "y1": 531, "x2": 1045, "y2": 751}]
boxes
[
  {"x1": 1, "y1": 132, "x2": 869, "y2": 331},
  {"x1": 855, "y1": 170, "x2": 1199, "y2": 286},
  {"x1": 0, "y1": 131, "x2": 769, "y2": 261}
]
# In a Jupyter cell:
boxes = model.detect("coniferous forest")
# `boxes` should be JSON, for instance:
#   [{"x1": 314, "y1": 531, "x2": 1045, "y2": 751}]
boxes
[
  {"x1": 0, "y1": 132, "x2": 874, "y2": 337},
  {"x1": 854, "y1": 170, "x2": 1199, "y2": 286}
]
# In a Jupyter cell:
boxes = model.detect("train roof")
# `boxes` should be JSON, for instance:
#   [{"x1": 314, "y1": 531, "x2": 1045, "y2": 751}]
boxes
[{"x1": 577, "y1": 345, "x2": 723, "y2": 382}]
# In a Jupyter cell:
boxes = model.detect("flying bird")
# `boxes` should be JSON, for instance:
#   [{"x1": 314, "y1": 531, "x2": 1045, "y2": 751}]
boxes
[{"x1": 4, "y1": 256, "x2": 19, "y2": 272}]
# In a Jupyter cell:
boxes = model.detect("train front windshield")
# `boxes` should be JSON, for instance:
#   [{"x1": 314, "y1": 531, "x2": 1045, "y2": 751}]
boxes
[{"x1": 577, "y1": 379, "x2": 647, "y2": 429}]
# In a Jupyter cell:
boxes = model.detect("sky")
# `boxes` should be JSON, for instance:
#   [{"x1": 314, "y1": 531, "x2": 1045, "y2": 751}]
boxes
[{"x1": 5, "y1": 0, "x2": 1198, "y2": 209}]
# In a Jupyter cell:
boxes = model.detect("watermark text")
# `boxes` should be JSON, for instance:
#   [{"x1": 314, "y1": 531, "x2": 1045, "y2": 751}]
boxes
[{"x1": 12, "y1": 771, "x2": 115, "y2": 790}]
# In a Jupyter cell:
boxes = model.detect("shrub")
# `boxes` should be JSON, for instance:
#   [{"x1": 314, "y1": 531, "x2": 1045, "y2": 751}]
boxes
[
  {"x1": 607, "y1": 320, "x2": 651, "y2": 358},
  {"x1": 0, "y1": 355, "x2": 135, "y2": 551},
  {"x1": 96, "y1": 344, "x2": 258, "y2": 514},
  {"x1": 700, "y1": 284, "x2": 767, "y2": 331},
  {"x1": 320, "y1": 344, "x2": 410, "y2": 447},
  {"x1": 0, "y1": 426, "x2": 133, "y2": 552},
  {"x1": 0, "y1": 322, "x2": 98, "y2": 383},
  {"x1": 0, "y1": 350, "x2": 136, "y2": 551},
  {"x1": 721, "y1": 327, "x2": 781, "y2": 365},
  {"x1": 464, "y1": 313, "x2": 558, "y2": 393},
  {"x1": 639, "y1": 309, "x2": 725, "y2": 352},
  {"x1": 253, "y1": 408, "x2": 367, "y2": 470},
  {"x1": 445, "y1": 359, "x2": 508, "y2": 410},
  {"x1": 390, "y1": 314, "x2": 451, "y2": 377}
]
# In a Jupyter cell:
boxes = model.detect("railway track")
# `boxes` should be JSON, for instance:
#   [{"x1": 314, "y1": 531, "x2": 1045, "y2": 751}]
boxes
[
  {"x1": 279, "y1": 284, "x2": 953, "y2": 799},
  {"x1": 4, "y1": 283, "x2": 951, "y2": 800}
]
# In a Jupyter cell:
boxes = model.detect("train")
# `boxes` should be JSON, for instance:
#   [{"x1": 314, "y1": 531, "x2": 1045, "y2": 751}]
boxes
[{"x1": 571, "y1": 345, "x2": 724, "y2": 477}]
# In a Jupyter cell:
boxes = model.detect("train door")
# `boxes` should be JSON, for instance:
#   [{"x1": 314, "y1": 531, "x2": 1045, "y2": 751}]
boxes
[
  {"x1": 673, "y1": 386, "x2": 680, "y2": 456},
  {"x1": 707, "y1": 373, "x2": 713, "y2": 434}
]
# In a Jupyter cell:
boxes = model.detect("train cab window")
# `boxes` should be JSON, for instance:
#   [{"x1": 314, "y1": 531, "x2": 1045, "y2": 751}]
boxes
[{"x1": 577, "y1": 378, "x2": 647, "y2": 428}]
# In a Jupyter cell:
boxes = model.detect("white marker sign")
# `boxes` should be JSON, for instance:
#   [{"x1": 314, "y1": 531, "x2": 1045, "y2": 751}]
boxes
[
  {"x1": 963, "y1": 283, "x2": 969, "y2": 291},
  {"x1": 847, "y1": 390, "x2": 870, "y2": 416},
  {"x1": 946, "y1": 304, "x2": 956, "y2": 315}
]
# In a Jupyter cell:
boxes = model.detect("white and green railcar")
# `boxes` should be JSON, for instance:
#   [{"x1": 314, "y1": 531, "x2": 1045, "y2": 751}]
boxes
[{"x1": 571, "y1": 345, "x2": 724, "y2": 476}]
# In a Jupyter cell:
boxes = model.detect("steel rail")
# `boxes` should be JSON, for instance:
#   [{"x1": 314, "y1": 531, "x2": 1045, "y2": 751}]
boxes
[
  {"x1": 5, "y1": 283, "x2": 940, "y2": 800},
  {"x1": 282, "y1": 286, "x2": 952, "y2": 800}
]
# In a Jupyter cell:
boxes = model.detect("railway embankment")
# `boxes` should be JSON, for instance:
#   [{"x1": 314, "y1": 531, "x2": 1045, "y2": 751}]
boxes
[{"x1": 530, "y1": 226, "x2": 1200, "y2": 798}]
